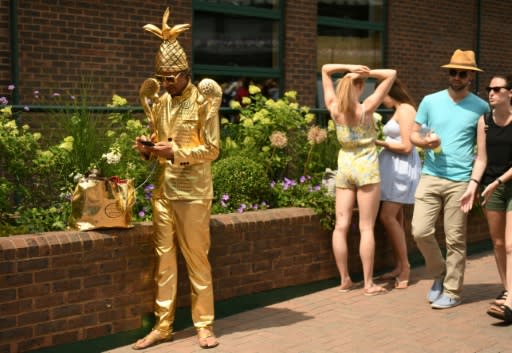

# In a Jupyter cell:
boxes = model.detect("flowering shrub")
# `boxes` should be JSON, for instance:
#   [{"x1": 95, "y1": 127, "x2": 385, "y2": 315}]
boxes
[
  {"x1": 222, "y1": 86, "x2": 336, "y2": 180},
  {"x1": 212, "y1": 156, "x2": 271, "y2": 214},
  {"x1": 1, "y1": 83, "x2": 340, "y2": 235},
  {"x1": 0, "y1": 88, "x2": 154, "y2": 235},
  {"x1": 212, "y1": 86, "x2": 339, "y2": 228},
  {"x1": 0, "y1": 102, "x2": 73, "y2": 234},
  {"x1": 271, "y1": 176, "x2": 335, "y2": 230}
]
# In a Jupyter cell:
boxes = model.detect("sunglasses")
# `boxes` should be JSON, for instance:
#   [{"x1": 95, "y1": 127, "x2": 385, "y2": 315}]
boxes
[
  {"x1": 448, "y1": 69, "x2": 468, "y2": 79},
  {"x1": 155, "y1": 72, "x2": 183, "y2": 84},
  {"x1": 486, "y1": 86, "x2": 509, "y2": 94}
]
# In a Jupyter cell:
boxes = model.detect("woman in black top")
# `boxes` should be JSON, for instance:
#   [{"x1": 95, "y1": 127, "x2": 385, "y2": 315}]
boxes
[{"x1": 482, "y1": 74, "x2": 512, "y2": 323}]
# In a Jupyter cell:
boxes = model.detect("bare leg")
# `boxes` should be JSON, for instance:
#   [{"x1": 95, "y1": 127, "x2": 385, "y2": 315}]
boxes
[
  {"x1": 502, "y1": 211, "x2": 512, "y2": 309},
  {"x1": 357, "y1": 183, "x2": 386, "y2": 293},
  {"x1": 485, "y1": 209, "x2": 507, "y2": 290},
  {"x1": 379, "y1": 201, "x2": 410, "y2": 284},
  {"x1": 332, "y1": 188, "x2": 356, "y2": 290}
]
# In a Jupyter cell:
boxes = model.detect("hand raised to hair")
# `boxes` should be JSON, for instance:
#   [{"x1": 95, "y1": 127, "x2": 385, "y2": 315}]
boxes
[
  {"x1": 346, "y1": 72, "x2": 367, "y2": 81},
  {"x1": 350, "y1": 65, "x2": 370, "y2": 75}
]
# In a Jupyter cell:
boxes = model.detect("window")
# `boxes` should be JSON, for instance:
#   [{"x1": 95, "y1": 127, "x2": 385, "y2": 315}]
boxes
[
  {"x1": 192, "y1": 0, "x2": 283, "y2": 102},
  {"x1": 193, "y1": 12, "x2": 279, "y2": 68},
  {"x1": 198, "y1": 0, "x2": 279, "y2": 10},
  {"x1": 316, "y1": 0, "x2": 386, "y2": 107},
  {"x1": 317, "y1": 27, "x2": 382, "y2": 69},
  {"x1": 318, "y1": 0, "x2": 383, "y2": 22}
]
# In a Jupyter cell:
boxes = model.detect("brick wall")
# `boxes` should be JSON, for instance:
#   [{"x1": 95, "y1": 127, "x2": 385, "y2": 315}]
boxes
[
  {"x1": 0, "y1": 2, "x2": 10, "y2": 87},
  {"x1": 0, "y1": 207, "x2": 490, "y2": 353},
  {"x1": 3, "y1": 1, "x2": 512, "y2": 112},
  {"x1": 283, "y1": 0, "x2": 317, "y2": 107},
  {"x1": 386, "y1": 1, "x2": 512, "y2": 105},
  {"x1": 1, "y1": 0, "x2": 191, "y2": 106},
  {"x1": 478, "y1": 1, "x2": 512, "y2": 87},
  {"x1": 387, "y1": 1, "x2": 483, "y2": 103}
]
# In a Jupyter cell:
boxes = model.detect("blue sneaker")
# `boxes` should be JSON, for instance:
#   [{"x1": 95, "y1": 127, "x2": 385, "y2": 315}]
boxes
[
  {"x1": 427, "y1": 278, "x2": 444, "y2": 303},
  {"x1": 431, "y1": 294, "x2": 461, "y2": 309}
]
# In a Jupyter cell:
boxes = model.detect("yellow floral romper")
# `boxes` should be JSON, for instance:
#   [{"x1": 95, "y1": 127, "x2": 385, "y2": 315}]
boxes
[{"x1": 335, "y1": 104, "x2": 380, "y2": 189}]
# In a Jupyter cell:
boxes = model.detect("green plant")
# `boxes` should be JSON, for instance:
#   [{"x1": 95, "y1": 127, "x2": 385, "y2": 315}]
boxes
[
  {"x1": 0, "y1": 87, "x2": 154, "y2": 235},
  {"x1": 13, "y1": 201, "x2": 70, "y2": 234},
  {"x1": 0, "y1": 104, "x2": 72, "y2": 225},
  {"x1": 212, "y1": 156, "x2": 272, "y2": 214},
  {"x1": 221, "y1": 87, "x2": 334, "y2": 180},
  {"x1": 214, "y1": 87, "x2": 341, "y2": 229},
  {"x1": 0, "y1": 106, "x2": 40, "y2": 207},
  {"x1": 270, "y1": 176, "x2": 335, "y2": 230},
  {"x1": 1, "y1": 82, "x2": 340, "y2": 235}
]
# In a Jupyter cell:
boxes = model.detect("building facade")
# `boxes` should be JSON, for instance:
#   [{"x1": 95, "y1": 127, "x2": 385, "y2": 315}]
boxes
[{"x1": 1, "y1": 1, "x2": 511, "y2": 115}]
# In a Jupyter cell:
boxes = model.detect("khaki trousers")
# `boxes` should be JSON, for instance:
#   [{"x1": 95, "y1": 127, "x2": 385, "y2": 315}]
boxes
[
  {"x1": 151, "y1": 198, "x2": 214, "y2": 336},
  {"x1": 411, "y1": 175, "x2": 468, "y2": 300}
]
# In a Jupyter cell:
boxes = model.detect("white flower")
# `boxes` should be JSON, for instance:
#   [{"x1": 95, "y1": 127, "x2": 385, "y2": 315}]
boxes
[
  {"x1": 102, "y1": 150, "x2": 121, "y2": 165},
  {"x1": 72, "y1": 172, "x2": 84, "y2": 182}
]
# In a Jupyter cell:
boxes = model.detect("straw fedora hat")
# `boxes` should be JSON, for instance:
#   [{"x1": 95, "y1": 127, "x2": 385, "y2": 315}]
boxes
[{"x1": 441, "y1": 49, "x2": 483, "y2": 72}]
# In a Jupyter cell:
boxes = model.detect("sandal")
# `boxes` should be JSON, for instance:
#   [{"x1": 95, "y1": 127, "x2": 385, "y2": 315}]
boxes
[
  {"x1": 487, "y1": 304, "x2": 512, "y2": 324},
  {"x1": 504, "y1": 305, "x2": 512, "y2": 324},
  {"x1": 132, "y1": 329, "x2": 172, "y2": 350},
  {"x1": 486, "y1": 304, "x2": 505, "y2": 320},
  {"x1": 395, "y1": 278, "x2": 409, "y2": 290},
  {"x1": 363, "y1": 285, "x2": 388, "y2": 296},
  {"x1": 493, "y1": 289, "x2": 508, "y2": 305},
  {"x1": 197, "y1": 326, "x2": 219, "y2": 349}
]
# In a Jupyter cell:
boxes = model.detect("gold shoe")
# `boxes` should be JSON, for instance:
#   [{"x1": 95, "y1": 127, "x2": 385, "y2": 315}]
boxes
[
  {"x1": 132, "y1": 329, "x2": 172, "y2": 350},
  {"x1": 197, "y1": 326, "x2": 219, "y2": 349}
]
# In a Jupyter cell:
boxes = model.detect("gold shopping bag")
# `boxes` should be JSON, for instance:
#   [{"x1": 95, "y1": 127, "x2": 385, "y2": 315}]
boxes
[{"x1": 68, "y1": 176, "x2": 135, "y2": 231}]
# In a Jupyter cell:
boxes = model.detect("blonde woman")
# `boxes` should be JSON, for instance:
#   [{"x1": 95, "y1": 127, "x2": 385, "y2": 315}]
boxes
[{"x1": 322, "y1": 64, "x2": 396, "y2": 296}]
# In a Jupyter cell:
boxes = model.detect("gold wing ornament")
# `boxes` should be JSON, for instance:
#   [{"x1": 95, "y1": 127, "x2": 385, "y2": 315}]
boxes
[
  {"x1": 139, "y1": 78, "x2": 160, "y2": 134},
  {"x1": 198, "y1": 78, "x2": 222, "y2": 110}
]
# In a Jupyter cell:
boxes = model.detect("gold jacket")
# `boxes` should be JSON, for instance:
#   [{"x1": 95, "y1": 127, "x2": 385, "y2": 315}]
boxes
[{"x1": 151, "y1": 79, "x2": 222, "y2": 200}]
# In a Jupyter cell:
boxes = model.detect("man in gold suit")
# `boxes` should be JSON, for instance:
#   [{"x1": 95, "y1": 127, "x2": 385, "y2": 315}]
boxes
[{"x1": 133, "y1": 8, "x2": 221, "y2": 350}]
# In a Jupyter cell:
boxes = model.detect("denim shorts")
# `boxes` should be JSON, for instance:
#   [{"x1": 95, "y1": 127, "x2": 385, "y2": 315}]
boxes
[{"x1": 483, "y1": 182, "x2": 512, "y2": 212}]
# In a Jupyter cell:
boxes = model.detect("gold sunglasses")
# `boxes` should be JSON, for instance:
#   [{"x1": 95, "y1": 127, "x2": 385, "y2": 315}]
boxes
[{"x1": 155, "y1": 72, "x2": 183, "y2": 84}]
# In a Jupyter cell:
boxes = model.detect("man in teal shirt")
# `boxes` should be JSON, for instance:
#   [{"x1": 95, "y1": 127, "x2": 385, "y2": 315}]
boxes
[{"x1": 410, "y1": 49, "x2": 489, "y2": 309}]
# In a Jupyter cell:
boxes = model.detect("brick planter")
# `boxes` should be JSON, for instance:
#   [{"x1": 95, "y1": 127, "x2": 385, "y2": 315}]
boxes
[{"x1": 0, "y1": 207, "x2": 489, "y2": 353}]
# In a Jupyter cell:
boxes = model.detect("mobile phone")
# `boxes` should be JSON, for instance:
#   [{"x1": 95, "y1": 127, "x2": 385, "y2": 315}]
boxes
[{"x1": 140, "y1": 140, "x2": 155, "y2": 147}]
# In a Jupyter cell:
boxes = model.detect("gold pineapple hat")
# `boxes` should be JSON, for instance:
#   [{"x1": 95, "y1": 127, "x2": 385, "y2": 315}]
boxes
[{"x1": 143, "y1": 7, "x2": 190, "y2": 74}]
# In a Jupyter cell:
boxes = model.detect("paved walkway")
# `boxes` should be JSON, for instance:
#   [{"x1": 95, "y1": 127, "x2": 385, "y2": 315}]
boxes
[{"x1": 107, "y1": 251, "x2": 510, "y2": 353}]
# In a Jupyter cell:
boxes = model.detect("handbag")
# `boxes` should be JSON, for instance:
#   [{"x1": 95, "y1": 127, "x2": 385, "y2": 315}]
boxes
[{"x1": 68, "y1": 176, "x2": 135, "y2": 231}]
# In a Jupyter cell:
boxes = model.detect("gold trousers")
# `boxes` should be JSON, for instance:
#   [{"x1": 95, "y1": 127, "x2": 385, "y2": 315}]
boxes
[{"x1": 151, "y1": 198, "x2": 215, "y2": 336}]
